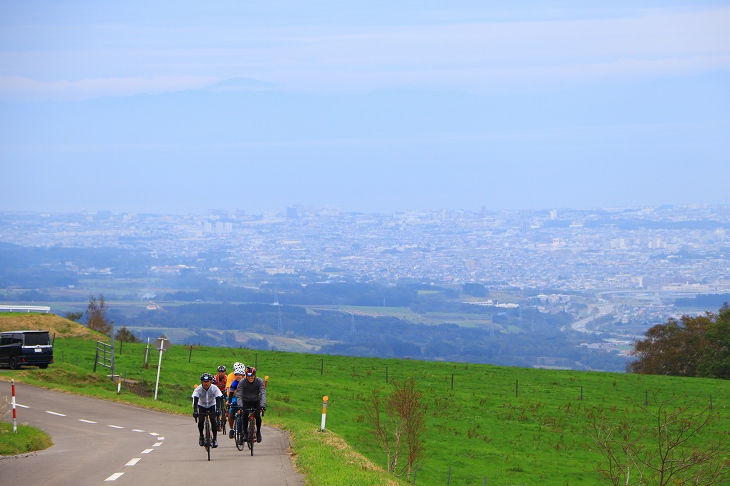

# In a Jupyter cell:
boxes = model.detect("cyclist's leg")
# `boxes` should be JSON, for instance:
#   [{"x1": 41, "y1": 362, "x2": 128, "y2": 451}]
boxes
[
  {"x1": 197, "y1": 405, "x2": 205, "y2": 445},
  {"x1": 228, "y1": 398, "x2": 236, "y2": 433},
  {"x1": 211, "y1": 413, "x2": 218, "y2": 441},
  {"x1": 254, "y1": 408, "x2": 262, "y2": 432}
]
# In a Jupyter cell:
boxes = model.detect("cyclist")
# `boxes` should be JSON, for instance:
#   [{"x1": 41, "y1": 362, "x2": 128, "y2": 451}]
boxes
[
  {"x1": 192, "y1": 372, "x2": 224, "y2": 448},
  {"x1": 235, "y1": 366, "x2": 267, "y2": 443},
  {"x1": 227, "y1": 362, "x2": 246, "y2": 438},
  {"x1": 226, "y1": 362, "x2": 245, "y2": 397},
  {"x1": 212, "y1": 365, "x2": 227, "y2": 394},
  {"x1": 212, "y1": 365, "x2": 228, "y2": 431}
]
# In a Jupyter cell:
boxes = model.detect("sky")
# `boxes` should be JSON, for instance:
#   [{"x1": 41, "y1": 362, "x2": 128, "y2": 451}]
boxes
[{"x1": 1, "y1": 1, "x2": 729, "y2": 215}]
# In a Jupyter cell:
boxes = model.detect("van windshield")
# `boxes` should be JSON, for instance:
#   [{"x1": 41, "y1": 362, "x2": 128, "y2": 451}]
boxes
[{"x1": 24, "y1": 333, "x2": 50, "y2": 346}]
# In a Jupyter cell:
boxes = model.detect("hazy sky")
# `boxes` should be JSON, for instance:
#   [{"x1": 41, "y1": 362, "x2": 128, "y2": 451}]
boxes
[{"x1": 1, "y1": 1, "x2": 729, "y2": 214}]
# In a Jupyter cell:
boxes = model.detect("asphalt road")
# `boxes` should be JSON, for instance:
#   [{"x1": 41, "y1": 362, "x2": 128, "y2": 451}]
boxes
[{"x1": 0, "y1": 382, "x2": 304, "y2": 486}]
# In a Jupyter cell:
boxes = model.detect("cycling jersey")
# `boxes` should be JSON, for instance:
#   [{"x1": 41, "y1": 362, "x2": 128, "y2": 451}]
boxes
[
  {"x1": 192, "y1": 383, "x2": 223, "y2": 408},
  {"x1": 212, "y1": 373, "x2": 227, "y2": 393}
]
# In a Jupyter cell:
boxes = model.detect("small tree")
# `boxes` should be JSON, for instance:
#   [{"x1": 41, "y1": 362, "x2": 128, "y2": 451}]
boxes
[
  {"x1": 628, "y1": 304, "x2": 730, "y2": 379},
  {"x1": 589, "y1": 392, "x2": 730, "y2": 485},
  {"x1": 85, "y1": 294, "x2": 111, "y2": 335},
  {"x1": 366, "y1": 376, "x2": 427, "y2": 479},
  {"x1": 64, "y1": 311, "x2": 83, "y2": 322},
  {"x1": 115, "y1": 326, "x2": 140, "y2": 343}
]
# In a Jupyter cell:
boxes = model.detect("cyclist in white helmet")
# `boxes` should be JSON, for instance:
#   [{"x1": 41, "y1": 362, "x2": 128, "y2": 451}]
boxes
[{"x1": 225, "y1": 362, "x2": 246, "y2": 437}]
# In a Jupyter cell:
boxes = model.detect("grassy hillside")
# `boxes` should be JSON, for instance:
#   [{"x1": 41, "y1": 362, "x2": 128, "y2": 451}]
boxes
[
  {"x1": 0, "y1": 312, "x2": 99, "y2": 338},
  {"x1": 2, "y1": 314, "x2": 730, "y2": 485}
]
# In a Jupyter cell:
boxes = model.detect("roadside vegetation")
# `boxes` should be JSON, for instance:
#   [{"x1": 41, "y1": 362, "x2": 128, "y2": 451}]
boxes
[
  {"x1": 2, "y1": 313, "x2": 730, "y2": 484},
  {"x1": 0, "y1": 394, "x2": 53, "y2": 455}
]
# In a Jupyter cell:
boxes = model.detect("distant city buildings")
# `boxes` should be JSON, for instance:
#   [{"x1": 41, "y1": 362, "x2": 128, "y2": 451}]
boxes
[{"x1": 2, "y1": 205, "x2": 729, "y2": 340}]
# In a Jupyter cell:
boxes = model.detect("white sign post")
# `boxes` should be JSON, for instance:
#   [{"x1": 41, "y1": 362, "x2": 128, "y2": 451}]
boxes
[{"x1": 152, "y1": 334, "x2": 170, "y2": 400}]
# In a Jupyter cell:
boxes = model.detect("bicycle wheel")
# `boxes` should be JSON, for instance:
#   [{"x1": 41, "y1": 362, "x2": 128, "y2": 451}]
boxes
[
  {"x1": 204, "y1": 415, "x2": 211, "y2": 461},
  {"x1": 247, "y1": 415, "x2": 255, "y2": 455},
  {"x1": 218, "y1": 408, "x2": 226, "y2": 435},
  {"x1": 235, "y1": 413, "x2": 244, "y2": 451}
]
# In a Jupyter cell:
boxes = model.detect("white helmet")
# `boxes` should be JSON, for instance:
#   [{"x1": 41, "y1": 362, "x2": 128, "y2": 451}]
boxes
[{"x1": 234, "y1": 362, "x2": 246, "y2": 374}]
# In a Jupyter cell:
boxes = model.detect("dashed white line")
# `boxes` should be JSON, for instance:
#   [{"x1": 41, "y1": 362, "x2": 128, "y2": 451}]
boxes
[
  {"x1": 125, "y1": 458, "x2": 141, "y2": 466},
  {"x1": 156, "y1": 437, "x2": 164, "y2": 440},
  {"x1": 141, "y1": 449, "x2": 153, "y2": 454},
  {"x1": 105, "y1": 473, "x2": 124, "y2": 481},
  {"x1": 149, "y1": 432, "x2": 159, "y2": 436},
  {"x1": 15, "y1": 403, "x2": 29, "y2": 408},
  {"x1": 132, "y1": 429, "x2": 145, "y2": 432},
  {"x1": 46, "y1": 411, "x2": 66, "y2": 416},
  {"x1": 79, "y1": 419, "x2": 97, "y2": 424},
  {"x1": 108, "y1": 425, "x2": 124, "y2": 429},
  {"x1": 152, "y1": 442, "x2": 162, "y2": 447}
]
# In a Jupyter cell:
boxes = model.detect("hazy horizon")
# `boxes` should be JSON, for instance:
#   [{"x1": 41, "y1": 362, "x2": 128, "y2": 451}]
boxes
[{"x1": 2, "y1": 1, "x2": 729, "y2": 215}]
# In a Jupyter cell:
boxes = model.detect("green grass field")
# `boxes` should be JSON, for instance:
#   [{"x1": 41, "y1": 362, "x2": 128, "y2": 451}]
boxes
[{"x1": 3, "y1": 334, "x2": 729, "y2": 485}]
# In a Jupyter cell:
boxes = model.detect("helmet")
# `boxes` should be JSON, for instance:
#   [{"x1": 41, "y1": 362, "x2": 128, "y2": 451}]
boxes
[
  {"x1": 200, "y1": 373, "x2": 213, "y2": 382},
  {"x1": 217, "y1": 365, "x2": 226, "y2": 372},
  {"x1": 245, "y1": 366, "x2": 256, "y2": 377},
  {"x1": 234, "y1": 362, "x2": 246, "y2": 375}
]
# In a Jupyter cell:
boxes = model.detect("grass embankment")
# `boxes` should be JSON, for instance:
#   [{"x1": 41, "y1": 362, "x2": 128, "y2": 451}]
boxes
[
  {"x1": 0, "y1": 421, "x2": 53, "y2": 455},
  {"x1": 2, "y1": 314, "x2": 730, "y2": 485}
]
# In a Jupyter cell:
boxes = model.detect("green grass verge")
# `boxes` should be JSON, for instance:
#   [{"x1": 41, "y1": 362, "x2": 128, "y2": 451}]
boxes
[
  {"x1": 0, "y1": 422, "x2": 53, "y2": 455},
  {"x1": 3, "y1": 337, "x2": 730, "y2": 485}
]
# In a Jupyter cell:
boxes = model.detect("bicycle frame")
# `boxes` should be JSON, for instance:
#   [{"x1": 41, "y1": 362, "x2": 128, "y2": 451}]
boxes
[
  {"x1": 196, "y1": 410, "x2": 217, "y2": 461},
  {"x1": 232, "y1": 407, "x2": 258, "y2": 455}
]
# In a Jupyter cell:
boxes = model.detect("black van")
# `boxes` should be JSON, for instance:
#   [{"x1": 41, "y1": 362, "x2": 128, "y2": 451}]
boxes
[{"x1": 0, "y1": 330, "x2": 54, "y2": 369}]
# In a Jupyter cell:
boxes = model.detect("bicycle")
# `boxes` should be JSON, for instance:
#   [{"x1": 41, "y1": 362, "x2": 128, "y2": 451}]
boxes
[
  {"x1": 195, "y1": 409, "x2": 217, "y2": 461},
  {"x1": 233, "y1": 407, "x2": 258, "y2": 456},
  {"x1": 217, "y1": 402, "x2": 227, "y2": 436}
]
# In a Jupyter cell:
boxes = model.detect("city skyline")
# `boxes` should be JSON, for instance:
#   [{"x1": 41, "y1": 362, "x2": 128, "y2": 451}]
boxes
[{"x1": 1, "y1": 1, "x2": 729, "y2": 215}]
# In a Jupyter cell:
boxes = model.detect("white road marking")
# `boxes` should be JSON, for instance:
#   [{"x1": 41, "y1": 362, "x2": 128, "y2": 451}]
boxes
[
  {"x1": 152, "y1": 442, "x2": 162, "y2": 447},
  {"x1": 156, "y1": 437, "x2": 164, "y2": 440},
  {"x1": 105, "y1": 473, "x2": 124, "y2": 481},
  {"x1": 132, "y1": 429, "x2": 144, "y2": 432},
  {"x1": 79, "y1": 419, "x2": 97, "y2": 423},
  {"x1": 149, "y1": 432, "x2": 159, "y2": 436},
  {"x1": 108, "y1": 425, "x2": 124, "y2": 429},
  {"x1": 15, "y1": 403, "x2": 29, "y2": 408},
  {"x1": 125, "y1": 458, "x2": 141, "y2": 466},
  {"x1": 141, "y1": 449, "x2": 153, "y2": 454},
  {"x1": 46, "y1": 411, "x2": 66, "y2": 416}
]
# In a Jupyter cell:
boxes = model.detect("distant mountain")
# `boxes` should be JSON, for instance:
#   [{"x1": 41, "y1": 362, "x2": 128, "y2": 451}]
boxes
[{"x1": 205, "y1": 77, "x2": 280, "y2": 93}]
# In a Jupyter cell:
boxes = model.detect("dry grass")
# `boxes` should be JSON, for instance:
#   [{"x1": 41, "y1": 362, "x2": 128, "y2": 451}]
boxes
[
  {"x1": 0, "y1": 313, "x2": 101, "y2": 339},
  {"x1": 320, "y1": 429, "x2": 391, "y2": 476}
]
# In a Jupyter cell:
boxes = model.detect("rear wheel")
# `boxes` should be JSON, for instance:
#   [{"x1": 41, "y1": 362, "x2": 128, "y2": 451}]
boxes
[
  {"x1": 218, "y1": 408, "x2": 226, "y2": 435},
  {"x1": 9, "y1": 358, "x2": 18, "y2": 370},
  {"x1": 38, "y1": 364, "x2": 48, "y2": 369}
]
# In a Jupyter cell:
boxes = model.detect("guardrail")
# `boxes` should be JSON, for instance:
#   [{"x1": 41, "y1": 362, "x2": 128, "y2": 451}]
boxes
[{"x1": 0, "y1": 305, "x2": 51, "y2": 313}]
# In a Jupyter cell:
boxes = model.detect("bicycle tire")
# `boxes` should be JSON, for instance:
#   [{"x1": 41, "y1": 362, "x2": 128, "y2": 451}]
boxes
[
  {"x1": 204, "y1": 415, "x2": 211, "y2": 461},
  {"x1": 248, "y1": 414, "x2": 255, "y2": 456},
  {"x1": 219, "y1": 407, "x2": 226, "y2": 435},
  {"x1": 235, "y1": 412, "x2": 244, "y2": 451}
]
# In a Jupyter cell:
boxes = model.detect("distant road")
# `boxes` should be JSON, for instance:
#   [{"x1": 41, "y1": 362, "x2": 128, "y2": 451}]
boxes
[
  {"x1": 564, "y1": 304, "x2": 614, "y2": 333},
  {"x1": 0, "y1": 383, "x2": 303, "y2": 486}
]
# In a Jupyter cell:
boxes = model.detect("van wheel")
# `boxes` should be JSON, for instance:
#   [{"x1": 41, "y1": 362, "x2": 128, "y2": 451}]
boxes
[
  {"x1": 9, "y1": 358, "x2": 19, "y2": 370},
  {"x1": 39, "y1": 364, "x2": 49, "y2": 369}
]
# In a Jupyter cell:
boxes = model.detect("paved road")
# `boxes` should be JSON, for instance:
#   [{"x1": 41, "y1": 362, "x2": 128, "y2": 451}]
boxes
[{"x1": 0, "y1": 383, "x2": 304, "y2": 486}]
